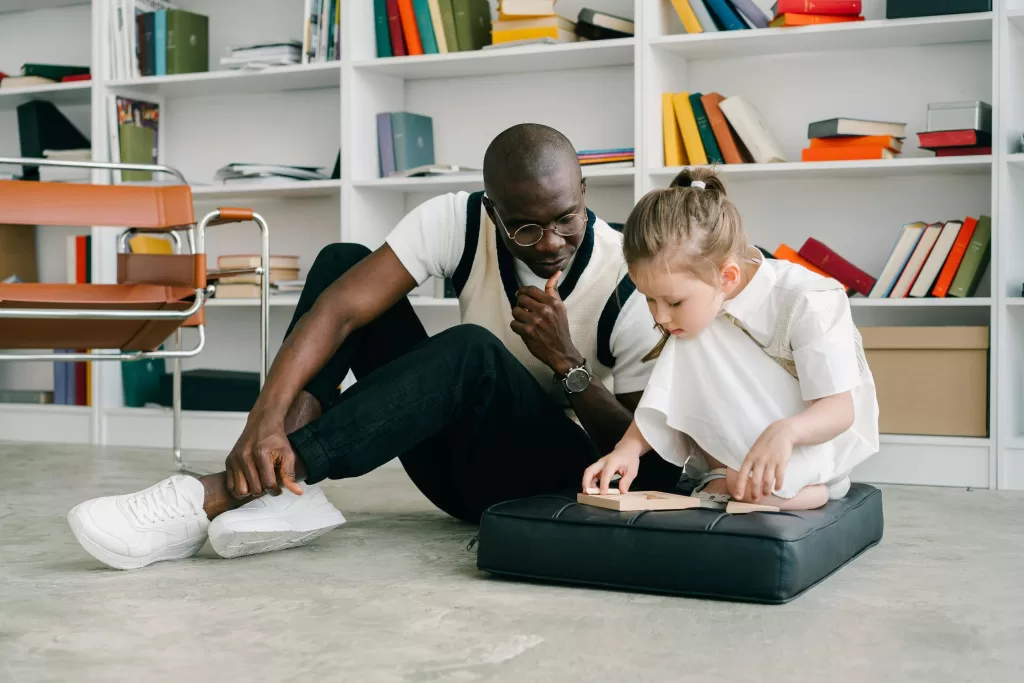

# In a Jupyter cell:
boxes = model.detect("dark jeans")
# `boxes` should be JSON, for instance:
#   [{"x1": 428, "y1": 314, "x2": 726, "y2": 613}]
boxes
[{"x1": 284, "y1": 243, "x2": 681, "y2": 522}]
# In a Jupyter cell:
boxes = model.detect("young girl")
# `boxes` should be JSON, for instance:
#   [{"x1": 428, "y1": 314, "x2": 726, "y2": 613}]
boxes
[{"x1": 583, "y1": 169, "x2": 879, "y2": 510}]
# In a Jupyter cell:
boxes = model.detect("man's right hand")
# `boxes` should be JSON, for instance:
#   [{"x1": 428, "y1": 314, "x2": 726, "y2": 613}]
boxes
[{"x1": 225, "y1": 414, "x2": 303, "y2": 499}]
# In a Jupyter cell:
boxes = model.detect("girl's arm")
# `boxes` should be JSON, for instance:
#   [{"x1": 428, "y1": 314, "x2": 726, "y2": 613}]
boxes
[{"x1": 783, "y1": 390, "x2": 855, "y2": 447}]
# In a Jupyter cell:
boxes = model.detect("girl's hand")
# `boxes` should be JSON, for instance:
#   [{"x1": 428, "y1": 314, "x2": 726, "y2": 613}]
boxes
[
  {"x1": 733, "y1": 420, "x2": 795, "y2": 502},
  {"x1": 582, "y1": 445, "x2": 642, "y2": 494}
]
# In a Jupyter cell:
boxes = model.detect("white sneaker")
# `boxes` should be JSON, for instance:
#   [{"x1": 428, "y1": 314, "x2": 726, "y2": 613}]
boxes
[
  {"x1": 67, "y1": 475, "x2": 210, "y2": 570},
  {"x1": 208, "y1": 482, "x2": 345, "y2": 559}
]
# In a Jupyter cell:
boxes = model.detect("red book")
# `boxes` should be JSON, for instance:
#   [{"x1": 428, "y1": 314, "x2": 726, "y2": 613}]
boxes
[
  {"x1": 932, "y1": 217, "x2": 978, "y2": 298},
  {"x1": 798, "y1": 238, "x2": 876, "y2": 296},
  {"x1": 935, "y1": 146, "x2": 991, "y2": 157},
  {"x1": 918, "y1": 129, "x2": 991, "y2": 149},
  {"x1": 386, "y1": 0, "x2": 407, "y2": 57},
  {"x1": 397, "y1": 0, "x2": 423, "y2": 56},
  {"x1": 770, "y1": 13, "x2": 863, "y2": 26},
  {"x1": 61, "y1": 74, "x2": 91, "y2": 82},
  {"x1": 774, "y1": 0, "x2": 862, "y2": 14}
]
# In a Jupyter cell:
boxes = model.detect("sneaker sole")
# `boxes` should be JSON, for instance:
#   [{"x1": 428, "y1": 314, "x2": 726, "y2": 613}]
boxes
[
  {"x1": 67, "y1": 505, "x2": 205, "y2": 571},
  {"x1": 209, "y1": 509, "x2": 346, "y2": 559}
]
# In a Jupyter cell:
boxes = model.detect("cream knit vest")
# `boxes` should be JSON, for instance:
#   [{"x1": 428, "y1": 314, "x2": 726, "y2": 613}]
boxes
[{"x1": 453, "y1": 192, "x2": 633, "y2": 404}]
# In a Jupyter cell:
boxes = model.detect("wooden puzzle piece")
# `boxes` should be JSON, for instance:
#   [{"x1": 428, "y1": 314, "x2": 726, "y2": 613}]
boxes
[
  {"x1": 576, "y1": 490, "x2": 703, "y2": 512},
  {"x1": 583, "y1": 487, "x2": 619, "y2": 495},
  {"x1": 725, "y1": 500, "x2": 779, "y2": 514}
]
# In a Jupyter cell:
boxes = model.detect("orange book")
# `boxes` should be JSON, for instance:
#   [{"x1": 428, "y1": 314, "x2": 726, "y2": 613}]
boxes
[
  {"x1": 397, "y1": 0, "x2": 423, "y2": 55},
  {"x1": 932, "y1": 216, "x2": 978, "y2": 297},
  {"x1": 801, "y1": 145, "x2": 895, "y2": 162},
  {"x1": 770, "y1": 13, "x2": 865, "y2": 27},
  {"x1": 809, "y1": 135, "x2": 903, "y2": 152},
  {"x1": 701, "y1": 92, "x2": 745, "y2": 164},
  {"x1": 774, "y1": 244, "x2": 831, "y2": 279}
]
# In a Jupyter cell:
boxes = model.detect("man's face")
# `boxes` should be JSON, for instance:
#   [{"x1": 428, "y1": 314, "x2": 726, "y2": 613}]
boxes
[{"x1": 484, "y1": 166, "x2": 587, "y2": 280}]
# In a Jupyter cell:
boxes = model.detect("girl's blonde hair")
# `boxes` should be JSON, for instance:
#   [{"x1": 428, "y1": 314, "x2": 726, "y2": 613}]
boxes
[{"x1": 622, "y1": 167, "x2": 749, "y2": 361}]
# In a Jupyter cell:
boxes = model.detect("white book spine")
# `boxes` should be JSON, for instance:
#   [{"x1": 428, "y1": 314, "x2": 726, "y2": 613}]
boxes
[
  {"x1": 429, "y1": 0, "x2": 448, "y2": 53},
  {"x1": 301, "y1": 0, "x2": 312, "y2": 64},
  {"x1": 890, "y1": 224, "x2": 941, "y2": 298},
  {"x1": 909, "y1": 221, "x2": 962, "y2": 298},
  {"x1": 868, "y1": 223, "x2": 923, "y2": 298},
  {"x1": 719, "y1": 96, "x2": 787, "y2": 163}
]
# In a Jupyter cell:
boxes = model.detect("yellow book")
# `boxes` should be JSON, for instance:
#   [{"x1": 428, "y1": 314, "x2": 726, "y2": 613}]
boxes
[
  {"x1": 662, "y1": 93, "x2": 686, "y2": 167},
  {"x1": 491, "y1": 26, "x2": 576, "y2": 44},
  {"x1": 671, "y1": 0, "x2": 704, "y2": 34},
  {"x1": 128, "y1": 234, "x2": 173, "y2": 255},
  {"x1": 672, "y1": 92, "x2": 708, "y2": 166}
]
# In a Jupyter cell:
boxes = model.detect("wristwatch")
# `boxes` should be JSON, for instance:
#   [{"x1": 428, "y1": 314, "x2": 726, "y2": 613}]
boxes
[{"x1": 556, "y1": 360, "x2": 593, "y2": 394}]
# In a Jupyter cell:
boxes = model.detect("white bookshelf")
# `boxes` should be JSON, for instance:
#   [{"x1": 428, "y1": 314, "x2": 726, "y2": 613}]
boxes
[{"x1": 0, "y1": 0, "x2": 1017, "y2": 490}]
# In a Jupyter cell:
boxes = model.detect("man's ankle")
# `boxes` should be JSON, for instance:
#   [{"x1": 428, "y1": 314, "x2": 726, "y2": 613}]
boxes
[{"x1": 198, "y1": 473, "x2": 247, "y2": 520}]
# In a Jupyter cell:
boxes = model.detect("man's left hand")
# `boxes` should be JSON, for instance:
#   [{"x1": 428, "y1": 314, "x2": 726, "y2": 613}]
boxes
[{"x1": 510, "y1": 272, "x2": 583, "y2": 377}]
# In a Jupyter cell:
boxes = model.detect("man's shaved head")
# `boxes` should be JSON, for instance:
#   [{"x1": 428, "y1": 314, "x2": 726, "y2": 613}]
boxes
[{"x1": 482, "y1": 123, "x2": 582, "y2": 195}]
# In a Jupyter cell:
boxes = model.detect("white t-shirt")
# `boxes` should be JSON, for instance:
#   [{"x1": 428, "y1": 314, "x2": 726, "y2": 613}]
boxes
[{"x1": 385, "y1": 191, "x2": 661, "y2": 395}]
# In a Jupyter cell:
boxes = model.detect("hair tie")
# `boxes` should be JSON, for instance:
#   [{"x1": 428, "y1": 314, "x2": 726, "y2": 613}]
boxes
[{"x1": 690, "y1": 180, "x2": 706, "y2": 189}]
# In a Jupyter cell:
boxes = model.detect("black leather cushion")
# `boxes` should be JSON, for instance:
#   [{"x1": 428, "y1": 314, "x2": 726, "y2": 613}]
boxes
[{"x1": 477, "y1": 483, "x2": 883, "y2": 604}]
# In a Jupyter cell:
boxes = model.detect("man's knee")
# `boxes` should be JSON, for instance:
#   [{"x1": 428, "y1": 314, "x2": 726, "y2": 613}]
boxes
[
  {"x1": 307, "y1": 243, "x2": 372, "y2": 285},
  {"x1": 433, "y1": 324, "x2": 520, "y2": 375}
]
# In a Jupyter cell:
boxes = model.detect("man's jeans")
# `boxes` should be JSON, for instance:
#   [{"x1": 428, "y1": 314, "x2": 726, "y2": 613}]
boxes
[{"x1": 285, "y1": 244, "x2": 681, "y2": 522}]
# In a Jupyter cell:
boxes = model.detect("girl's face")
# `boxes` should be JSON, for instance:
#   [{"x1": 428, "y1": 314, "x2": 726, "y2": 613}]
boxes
[{"x1": 630, "y1": 257, "x2": 742, "y2": 339}]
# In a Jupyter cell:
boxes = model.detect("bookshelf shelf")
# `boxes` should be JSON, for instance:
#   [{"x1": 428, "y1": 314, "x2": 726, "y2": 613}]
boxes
[
  {"x1": 0, "y1": 81, "x2": 91, "y2": 111},
  {"x1": 191, "y1": 179, "x2": 343, "y2": 201},
  {"x1": 1006, "y1": 153, "x2": 1024, "y2": 166},
  {"x1": 848, "y1": 297, "x2": 992, "y2": 308},
  {"x1": 650, "y1": 157, "x2": 991, "y2": 183},
  {"x1": 352, "y1": 38, "x2": 634, "y2": 80},
  {"x1": 353, "y1": 166, "x2": 635, "y2": 193},
  {"x1": 1005, "y1": 299, "x2": 1024, "y2": 307},
  {"x1": 648, "y1": 13, "x2": 993, "y2": 61},
  {"x1": 107, "y1": 62, "x2": 341, "y2": 99}
]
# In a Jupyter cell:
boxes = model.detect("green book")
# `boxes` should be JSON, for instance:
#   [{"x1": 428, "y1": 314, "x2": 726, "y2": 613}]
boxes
[
  {"x1": 21, "y1": 63, "x2": 89, "y2": 81},
  {"x1": 438, "y1": 0, "x2": 460, "y2": 52},
  {"x1": 949, "y1": 215, "x2": 991, "y2": 298},
  {"x1": 453, "y1": 0, "x2": 491, "y2": 52},
  {"x1": 166, "y1": 9, "x2": 209, "y2": 75},
  {"x1": 390, "y1": 112, "x2": 434, "y2": 172},
  {"x1": 689, "y1": 93, "x2": 723, "y2": 164},
  {"x1": 374, "y1": 0, "x2": 392, "y2": 57},
  {"x1": 121, "y1": 356, "x2": 166, "y2": 408},
  {"x1": 119, "y1": 124, "x2": 155, "y2": 182}
]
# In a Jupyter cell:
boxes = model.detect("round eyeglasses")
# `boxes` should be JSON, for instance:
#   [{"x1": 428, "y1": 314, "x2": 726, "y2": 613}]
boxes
[{"x1": 491, "y1": 208, "x2": 588, "y2": 247}]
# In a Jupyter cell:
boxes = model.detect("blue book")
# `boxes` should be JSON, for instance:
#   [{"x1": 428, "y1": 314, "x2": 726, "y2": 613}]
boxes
[
  {"x1": 412, "y1": 0, "x2": 439, "y2": 54},
  {"x1": 154, "y1": 9, "x2": 167, "y2": 75},
  {"x1": 728, "y1": 0, "x2": 769, "y2": 29},
  {"x1": 374, "y1": 0, "x2": 392, "y2": 57},
  {"x1": 377, "y1": 112, "x2": 396, "y2": 177},
  {"x1": 390, "y1": 112, "x2": 435, "y2": 172},
  {"x1": 704, "y1": 0, "x2": 748, "y2": 31}
]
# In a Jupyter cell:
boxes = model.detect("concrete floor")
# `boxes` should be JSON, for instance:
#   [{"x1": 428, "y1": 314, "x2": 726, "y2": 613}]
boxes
[{"x1": 1, "y1": 443, "x2": 1022, "y2": 683}]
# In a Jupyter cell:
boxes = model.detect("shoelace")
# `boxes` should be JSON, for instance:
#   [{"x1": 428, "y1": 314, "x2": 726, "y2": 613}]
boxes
[{"x1": 124, "y1": 478, "x2": 199, "y2": 526}]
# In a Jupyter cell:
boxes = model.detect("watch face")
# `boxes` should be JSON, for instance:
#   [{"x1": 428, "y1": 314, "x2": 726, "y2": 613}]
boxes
[{"x1": 565, "y1": 367, "x2": 590, "y2": 392}]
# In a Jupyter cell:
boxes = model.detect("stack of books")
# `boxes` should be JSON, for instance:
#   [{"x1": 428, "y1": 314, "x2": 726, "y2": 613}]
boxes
[
  {"x1": 373, "y1": 0, "x2": 491, "y2": 57},
  {"x1": 669, "y1": 0, "x2": 770, "y2": 33},
  {"x1": 801, "y1": 118, "x2": 906, "y2": 162},
  {"x1": 578, "y1": 148, "x2": 633, "y2": 168},
  {"x1": 491, "y1": 1, "x2": 575, "y2": 47},
  {"x1": 210, "y1": 255, "x2": 302, "y2": 299},
  {"x1": 868, "y1": 217, "x2": 991, "y2": 299},
  {"x1": 918, "y1": 101, "x2": 992, "y2": 157},
  {"x1": 774, "y1": 239, "x2": 872, "y2": 296},
  {"x1": 213, "y1": 163, "x2": 329, "y2": 184},
  {"x1": 0, "y1": 64, "x2": 90, "y2": 90},
  {"x1": 377, "y1": 111, "x2": 435, "y2": 176},
  {"x1": 662, "y1": 92, "x2": 785, "y2": 165},
  {"x1": 134, "y1": 7, "x2": 209, "y2": 77},
  {"x1": 574, "y1": 8, "x2": 634, "y2": 41},
  {"x1": 769, "y1": 1, "x2": 863, "y2": 27},
  {"x1": 302, "y1": 0, "x2": 341, "y2": 63},
  {"x1": 221, "y1": 42, "x2": 302, "y2": 70}
]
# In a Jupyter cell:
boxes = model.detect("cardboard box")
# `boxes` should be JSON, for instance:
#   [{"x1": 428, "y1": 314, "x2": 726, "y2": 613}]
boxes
[
  {"x1": 0, "y1": 224, "x2": 38, "y2": 282},
  {"x1": 861, "y1": 326, "x2": 989, "y2": 437}
]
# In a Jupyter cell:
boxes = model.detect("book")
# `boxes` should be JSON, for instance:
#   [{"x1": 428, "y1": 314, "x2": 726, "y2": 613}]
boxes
[
  {"x1": 217, "y1": 269, "x2": 301, "y2": 286},
  {"x1": 453, "y1": 0, "x2": 491, "y2": 52},
  {"x1": 868, "y1": 222, "x2": 925, "y2": 298},
  {"x1": 769, "y1": 13, "x2": 864, "y2": 26},
  {"x1": 386, "y1": 0, "x2": 408, "y2": 56},
  {"x1": 948, "y1": 215, "x2": 991, "y2": 298},
  {"x1": 801, "y1": 146, "x2": 896, "y2": 161},
  {"x1": 909, "y1": 220, "x2": 963, "y2": 297},
  {"x1": 165, "y1": 9, "x2": 208, "y2": 74},
  {"x1": 808, "y1": 118, "x2": 907, "y2": 138},
  {"x1": 438, "y1": 0, "x2": 460, "y2": 51},
  {"x1": 669, "y1": 0, "x2": 704, "y2": 34},
  {"x1": 493, "y1": 16, "x2": 576, "y2": 43},
  {"x1": 719, "y1": 95, "x2": 787, "y2": 163},
  {"x1": 935, "y1": 146, "x2": 991, "y2": 157},
  {"x1": 705, "y1": 0, "x2": 749, "y2": 30},
  {"x1": 689, "y1": 93, "x2": 724, "y2": 164},
  {"x1": 112, "y1": 96, "x2": 160, "y2": 183},
  {"x1": 730, "y1": 0, "x2": 770, "y2": 28},
  {"x1": 377, "y1": 112, "x2": 396, "y2": 177},
  {"x1": 671, "y1": 93, "x2": 708, "y2": 166},
  {"x1": 662, "y1": 93, "x2": 686, "y2": 166},
  {"x1": 0, "y1": 76, "x2": 56, "y2": 89},
  {"x1": 217, "y1": 255, "x2": 300, "y2": 270},
  {"x1": 575, "y1": 20, "x2": 631, "y2": 41},
  {"x1": 413, "y1": 0, "x2": 439, "y2": 54},
  {"x1": 886, "y1": 0, "x2": 991, "y2": 20},
  {"x1": 701, "y1": 93, "x2": 745, "y2": 164},
  {"x1": 398, "y1": 0, "x2": 424, "y2": 55},
  {"x1": 774, "y1": 244, "x2": 831, "y2": 279},
  {"x1": 798, "y1": 238, "x2": 875, "y2": 296},
  {"x1": 498, "y1": 0, "x2": 555, "y2": 16},
  {"x1": 932, "y1": 217, "x2": 978, "y2": 297},
  {"x1": 155, "y1": 9, "x2": 167, "y2": 75},
  {"x1": 918, "y1": 129, "x2": 991, "y2": 149},
  {"x1": 390, "y1": 112, "x2": 435, "y2": 172},
  {"x1": 20, "y1": 64, "x2": 90, "y2": 81},
  {"x1": 577, "y1": 8, "x2": 634, "y2": 35},
  {"x1": 374, "y1": 0, "x2": 393, "y2": 57},
  {"x1": 809, "y1": 135, "x2": 903, "y2": 152},
  {"x1": 888, "y1": 222, "x2": 942, "y2": 298},
  {"x1": 427, "y1": 0, "x2": 449, "y2": 53},
  {"x1": 773, "y1": 0, "x2": 862, "y2": 14}
]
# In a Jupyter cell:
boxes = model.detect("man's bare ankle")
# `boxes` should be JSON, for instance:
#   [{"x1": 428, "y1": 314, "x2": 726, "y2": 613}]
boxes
[{"x1": 198, "y1": 473, "x2": 247, "y2": 519}]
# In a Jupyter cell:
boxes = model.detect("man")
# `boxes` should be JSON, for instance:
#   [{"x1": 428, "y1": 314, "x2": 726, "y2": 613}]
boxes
[{"x1": 67, "y1": 124, "x2": 682, "y2": 570}]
